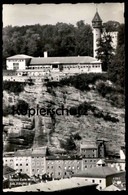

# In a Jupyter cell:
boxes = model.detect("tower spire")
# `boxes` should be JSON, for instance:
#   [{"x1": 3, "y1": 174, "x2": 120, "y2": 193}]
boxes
[
  {"x1": 92, "y1": 9, "x2": 102, "y2": 58},
  {"x1": 96, "y1": 4, "x2": 98, "y2": 12}
]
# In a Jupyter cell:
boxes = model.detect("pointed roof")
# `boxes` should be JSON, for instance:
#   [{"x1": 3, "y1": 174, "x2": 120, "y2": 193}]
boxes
[
  {"x1": 92, "y1": 12, "x2": 102, "y2": 22},
  {"x1": 96, "y1": 159, "x2": 105, "y2": 166}
]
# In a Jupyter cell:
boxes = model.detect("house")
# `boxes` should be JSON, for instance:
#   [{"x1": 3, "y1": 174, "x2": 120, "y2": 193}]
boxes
[
  {"x1": 105, "y1": 159, "x2": 125, "y2": 171},
  {"x1": 3, "y1": 147, "x2": 47, "y2": 177},
  {"x1": 6, "y1": 54, "x2": 33, "y2": 70},
  {"x1": 73, "y1": 159, "x2": 125, "y2": 191},
  {"x1": 80, "y1": 142, "x2": 98, "y2": 158},
  {"x1": 46, "y1": 155, "x2": 83, "y2": 179},
  {"x1": 102, "y1": 184, "x2": 125, "y2": 191}
]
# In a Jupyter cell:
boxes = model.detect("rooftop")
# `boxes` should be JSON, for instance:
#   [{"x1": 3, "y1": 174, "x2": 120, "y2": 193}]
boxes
[
  {"x1": 73, "y1": 166, "x2": 123, "y2": 178},
  {"x1": 11, "y1": 173, "x2": 30, "y2": 179},
  {"x1": 3, "y1": 165, "x2": 16, "y2": 175},
  {"x1": 80, "y1": 142, "x2": 97, "y2": 149},
  {"x1": 14, "y1": 147, "x2": 47, "y2": 157},
  {"x1": 102, "y1": 184, "x2": 125, "y2": 191},
  {"x1": 30, "y1": 56, "x2": 101, "y2": 65},
  {"x1": 92, "y1": 11, "x2": 102, "y2": 22},
  {"x1": 46, "y1": 155, "x2": 82, "y2": 160},
  {"x1": 7, "y1": 54, "x2": 33, "y2": 59},
  {"x1": 3, "y1": 178, "x2": 97, "y2": 192}
]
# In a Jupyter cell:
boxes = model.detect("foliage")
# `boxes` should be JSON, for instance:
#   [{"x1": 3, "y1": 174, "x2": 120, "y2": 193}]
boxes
[
  {"x1": 14, "y1": 99, "x2": 29, "y2": 114},
  {"x1": 70, "y1": 100, "x2": 119, "y2": 123},
  {"x1": 60, "y1": 136, "x2": 76, "y2": 151},
  {"x1": 3, "y1": 105, "x2": 13, "y2": 116},
  {"x1": 73, "y1": 133, "x2": 82, "y2": 140},
  {"x1": 96, "y1": 82, "x2": 124, "y2": 108},
  {"x1": 96, "y1": 32, "x2": 114, "y2": 71},
  {"x1": 103, "y1": 21, "x2": 120, "y2": 32},
  {"x1": 3, "y1": 22, "x2": 93, "y2": 69},
  {"x1": 108, "y1": 24, "x2": 125, "y2": 91},
  {"x1": 3, "y1": 81, "x2": 26, "y2": 94},
  {"x1": 46, "y1": 73, "x2": 108, "y2": 91}
]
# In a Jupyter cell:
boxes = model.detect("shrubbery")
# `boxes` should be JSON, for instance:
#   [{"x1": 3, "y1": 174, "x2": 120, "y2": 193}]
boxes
[
  {"x1": 46, "y1": 73, "x2": 108, "y2": 91},
  {"x1": 96, "y1": 82, "x2": 124, "y2": 108},
  {"x1": 70, "y1": 101, "x2": 119, "y2": 123},
  {"x1": 60, "y1": 136, "x2": 76, "y2": 151},
  {"x1": 3, "y1": 81, "x2": 26, "y2": 94}
]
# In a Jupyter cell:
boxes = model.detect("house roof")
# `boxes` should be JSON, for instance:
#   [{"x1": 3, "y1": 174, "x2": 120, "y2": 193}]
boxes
[
  {"x1": 102, "y1": 184, "x2": 122, "y2": 191},
  {"x1": 11, "y1": 173, "x2": 30, "y2": 179},
  {"x1": 80, "y1": 142, "x2": 97, "y2": 149},
  {"x1": 92, "y1": 12, "x2": 102, "y2": 22},
  {"x1": 3, "y1": 178, "x2": 97, "y2": 192},
  {"x1": 46, "y1": 155, "x2": 82, "y2": 160},
  {"x1": 73, "y1": 166, "x2": 121, "y2": 178},
  {"x1": 7, "y1": 54, "x2": 33, "y2": 59},
  {"x1": 96, "y1": 159, "x2": 105, "y2": 165},
  {"x1": 30, "y1": 56, "x2": 101, "y2": 65},
  {"x1": 3, "y1": 165, "x2": 15, "y2": 175},
  {"x1": 15, "y1": 147, "x2": 47, "y2": 157}
]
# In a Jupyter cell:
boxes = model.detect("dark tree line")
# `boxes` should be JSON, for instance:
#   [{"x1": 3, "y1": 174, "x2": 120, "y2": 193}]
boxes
[
  {"x1": 2, "y1": 21, "x2": 93, "y2": 69},
  {"x1": 96, "y1": 23, "x2": 125, "y2": 91}
]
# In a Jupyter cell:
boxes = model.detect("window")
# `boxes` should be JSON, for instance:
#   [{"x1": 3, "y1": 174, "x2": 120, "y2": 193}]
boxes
[
  {"x1": 52, "y1": 64, "x2": 58, "y2": 68},
  {"x1": 13, "y1": 63, "x2": 19, "y2": 70},
  {"x1": 99, "y1": 180, "x2": 102, "y2": 183},
  {"x1": 26, "y1": 164, "x2": 28, "y2": 166},
  {"x1": 92, "y1": 180, "x2": 95, "y2": 183}
]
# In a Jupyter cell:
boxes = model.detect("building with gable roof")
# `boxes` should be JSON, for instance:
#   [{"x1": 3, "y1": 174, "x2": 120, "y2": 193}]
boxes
[{"x1": 73, "y1": 159, "x2": 125, "y2": 191}]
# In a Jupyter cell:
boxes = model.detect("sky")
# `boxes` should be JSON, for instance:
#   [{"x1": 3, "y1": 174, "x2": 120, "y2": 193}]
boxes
[{"x1": 2, "y1": 3, "x2": 124, "y2": 27}]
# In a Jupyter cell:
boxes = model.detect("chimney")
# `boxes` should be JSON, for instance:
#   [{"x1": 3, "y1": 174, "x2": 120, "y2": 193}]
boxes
[{"x1": 44, "y1": 51, "x2": 48, "y2": 58}]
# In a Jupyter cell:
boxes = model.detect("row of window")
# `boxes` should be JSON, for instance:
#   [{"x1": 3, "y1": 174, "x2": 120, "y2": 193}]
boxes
[
  {"x1": 47, "y1": 161, "x2": 81, "y2": 165},
  {"x1": 26, "y1": 65, "x2": 100, "y2": 69},
  {"x1": 84, "y1": 159, "x2": 97, "y2": 163},
  {"x1": 82, "y1": 149, "x2": 97, "y2": 152},
  {"x1": 83, "y1": 154, "x2": 97, "y2": 157},
  {"x1": 8, "y1": 59, "x2": 24, "y2": 62},
  {"x1": 47, "y1": 166, "x2": 80, "y2": 170}
]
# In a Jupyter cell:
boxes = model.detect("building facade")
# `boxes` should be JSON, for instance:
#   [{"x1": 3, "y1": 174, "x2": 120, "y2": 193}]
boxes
[{"x1": 3, "y1": 147, "x2": 47, "y2": 177}]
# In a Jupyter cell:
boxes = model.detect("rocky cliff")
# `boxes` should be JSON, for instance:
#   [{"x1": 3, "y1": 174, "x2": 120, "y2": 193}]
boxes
[{"x1": 3, "y1": 78, "x2": 125, "y2": 156}]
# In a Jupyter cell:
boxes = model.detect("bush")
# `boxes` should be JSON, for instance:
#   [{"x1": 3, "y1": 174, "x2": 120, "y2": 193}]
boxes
[
  {"x1": 73, "y1": 133, "x2": 82, "y2": 140},
  {"x1": 3, "y1": 81, "x2": 26, "y2": 94},
  {"x1": 60, "y1": 136, "x2": 76, "y2": 151},
  {"x1": 46, "y1": 73, "x2": 108, "y2": 91}
]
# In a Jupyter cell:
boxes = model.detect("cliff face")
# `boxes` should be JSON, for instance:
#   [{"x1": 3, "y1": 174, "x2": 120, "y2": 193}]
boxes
[{"x1": 3, "y1": 80, "x2": 125, "y2": 155}]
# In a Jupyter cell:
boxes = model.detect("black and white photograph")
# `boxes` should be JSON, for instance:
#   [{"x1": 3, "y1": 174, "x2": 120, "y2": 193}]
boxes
[{"x1": 2, "y1": 2, "x2": 125, "y2": 192}]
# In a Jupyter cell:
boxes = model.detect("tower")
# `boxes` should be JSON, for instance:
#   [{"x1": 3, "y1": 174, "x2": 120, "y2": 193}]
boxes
[{"x1": 92, "y1": 11, "x2": 102, "y2": 58}]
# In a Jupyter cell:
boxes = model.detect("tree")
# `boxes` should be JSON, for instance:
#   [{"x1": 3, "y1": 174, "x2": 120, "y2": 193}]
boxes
[
  {"x1": 103, "y1": 21, "x2": 120, "y2": 32},
  {"x1": 108, "y1": 24, "x2": 125, "y2": 89},
  {"x1": 96, "y1": 32, "x2": 114, "y2": 71},
  {"x1": 75, "y1": 21, "x2": 93, "y2": 56}
]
